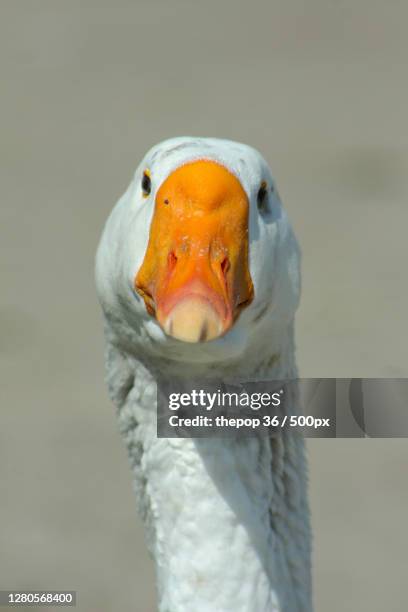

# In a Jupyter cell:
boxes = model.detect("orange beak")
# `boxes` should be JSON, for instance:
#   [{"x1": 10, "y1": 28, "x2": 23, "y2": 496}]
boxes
[{"x1": 135, "y1": 160, "x2": 254, "y2": 342}]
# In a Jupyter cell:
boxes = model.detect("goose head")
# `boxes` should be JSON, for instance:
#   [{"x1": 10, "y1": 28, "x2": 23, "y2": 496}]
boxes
[{"x1": 96, "y1": 137, "x2": 301, "y2": 364}]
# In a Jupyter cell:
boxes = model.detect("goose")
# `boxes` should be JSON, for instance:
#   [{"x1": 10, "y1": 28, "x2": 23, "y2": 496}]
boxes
[{"x1": 95, "y1": 137, "x2": 312, "y2": 612}]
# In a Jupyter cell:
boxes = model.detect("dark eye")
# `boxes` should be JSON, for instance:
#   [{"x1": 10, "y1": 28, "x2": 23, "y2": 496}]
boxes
[
  {"x1": 257, "y1": 181, "x2": 269, "y2": 214},
  {"x1": 141, "y1": 171, "x2": 151, "y2": 197}
]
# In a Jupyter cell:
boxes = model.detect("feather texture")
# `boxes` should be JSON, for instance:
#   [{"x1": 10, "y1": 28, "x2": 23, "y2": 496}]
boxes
[{"x1": 96, "y1": 137, "x2": 312, "y2": 612}]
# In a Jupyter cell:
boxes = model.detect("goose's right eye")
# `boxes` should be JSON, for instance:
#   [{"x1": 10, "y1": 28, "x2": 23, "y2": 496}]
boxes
[{"x1": 142, "y1": 171, "x2": 151, "y2": 197}]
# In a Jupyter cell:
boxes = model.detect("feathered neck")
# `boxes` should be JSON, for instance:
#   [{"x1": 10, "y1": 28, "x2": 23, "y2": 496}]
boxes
[{"x1": 104, "y1": 320, "x2": 311, "y2": 612}]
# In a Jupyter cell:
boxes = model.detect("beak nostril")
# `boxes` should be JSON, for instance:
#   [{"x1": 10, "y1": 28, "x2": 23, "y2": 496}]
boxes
[
  {"x1": 167, "y1": 251, "x2": 178, "y2": 274},
  {"x1": 221, "y1": 257, "x2": 230, "y2": 277}
]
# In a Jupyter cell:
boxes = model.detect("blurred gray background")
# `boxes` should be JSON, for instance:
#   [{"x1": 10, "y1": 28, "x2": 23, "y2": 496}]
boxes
[{"x1": 1, "y1": 1, "x2": 407, "y2": 611}]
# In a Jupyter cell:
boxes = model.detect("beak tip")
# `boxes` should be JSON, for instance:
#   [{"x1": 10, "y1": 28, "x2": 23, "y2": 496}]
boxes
[{"x1": 159, "y1": 297, "x2": 226, "y2": 343}]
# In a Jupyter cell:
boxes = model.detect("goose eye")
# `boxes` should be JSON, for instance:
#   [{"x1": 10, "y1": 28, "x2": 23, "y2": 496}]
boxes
[
  {"x1": 141, "y1": 171, "x2": 151, "y2": 197},
  {"x1": 257, "y1": 181, "x2": 269, "y2": 214}
]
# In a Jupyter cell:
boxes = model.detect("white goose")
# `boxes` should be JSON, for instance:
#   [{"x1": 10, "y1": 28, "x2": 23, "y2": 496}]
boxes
[{"x1": 95, "y1": 137, "x2": 312, "y2": 612}]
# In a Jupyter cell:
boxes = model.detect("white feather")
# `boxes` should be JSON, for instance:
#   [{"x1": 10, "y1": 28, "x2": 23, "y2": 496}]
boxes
[{"x1": 96, "y1": 137, "x2": 311, "y2": 612}]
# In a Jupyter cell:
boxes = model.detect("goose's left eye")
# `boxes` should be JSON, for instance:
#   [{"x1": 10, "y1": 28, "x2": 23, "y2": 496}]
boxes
[
  {"x1": 142, "y1": 171, "x2": 151, "y2": 197},
  {"x1": 257, "y1": 181, "x2": 269, "y2": 214}
]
